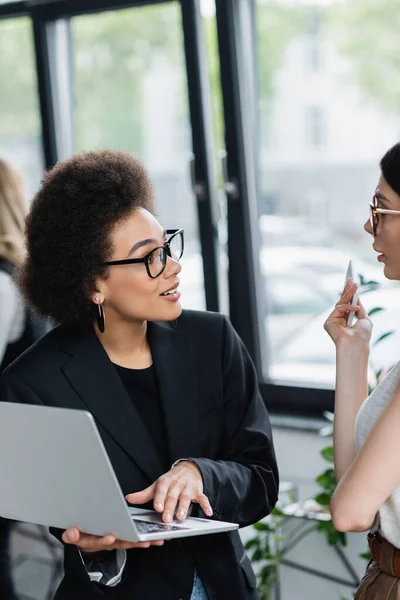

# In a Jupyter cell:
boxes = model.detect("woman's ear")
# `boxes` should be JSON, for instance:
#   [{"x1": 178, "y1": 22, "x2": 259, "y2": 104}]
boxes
[
  {"x1": 91, "y1": 283, "x2": 105, "y2": 305},
  {"x1": 91, "y1": 278, "x2": 106, "y2": 305},
  {"x1": 92, "y1": 294, "x2": 104, "y2": 305}
]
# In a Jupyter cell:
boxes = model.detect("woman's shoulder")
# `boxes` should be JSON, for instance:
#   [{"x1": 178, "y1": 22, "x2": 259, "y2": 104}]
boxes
[
  {"x1": 1, "y1": 323, "x2": 78, "y2": 382},
  {"x1": 174, "y1": 310, "x2": 240, "y2": 356},
  {"x1": 176, "y1": 308, "x2": 227, "y2": 334}
]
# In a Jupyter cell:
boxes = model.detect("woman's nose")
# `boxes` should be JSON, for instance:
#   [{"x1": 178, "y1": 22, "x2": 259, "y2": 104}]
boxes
[
  {"x1": 164, "y1": 255, "x2": 182, "y2": 276},
  {"x1": 364, "y1": 218, "x2": 373, "y2": 236}
]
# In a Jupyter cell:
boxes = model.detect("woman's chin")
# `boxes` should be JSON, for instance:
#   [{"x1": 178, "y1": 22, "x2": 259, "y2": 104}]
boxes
[
  {"x1": 383, "y1": 263, "x2": 400, "y2": 280},
  {"x1": 158, "y1": 301, "x2": 183, "y2": 322}
]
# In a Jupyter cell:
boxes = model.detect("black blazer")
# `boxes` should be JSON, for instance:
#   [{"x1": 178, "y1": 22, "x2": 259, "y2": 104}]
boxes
[{"x1": 0, "y1": 310, "x2": 278, "y2": 600}]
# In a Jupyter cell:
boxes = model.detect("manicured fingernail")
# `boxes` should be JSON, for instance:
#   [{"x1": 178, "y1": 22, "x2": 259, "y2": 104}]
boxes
[
  {"x1": 178, "y1": 510, "x2": 186, "y2": 518},
  {"x1": 207, "y1": 508, "x2": 213, "y2": 516},
  {"x1": 67, "y1": 530, "x2": 76, "y2": 541},
  {"x1": 164, "y1": 513, "x2": 172, "y2": 522},
  {"x1": 155, "y1": 502, "x2": 163, "y2": 511}
]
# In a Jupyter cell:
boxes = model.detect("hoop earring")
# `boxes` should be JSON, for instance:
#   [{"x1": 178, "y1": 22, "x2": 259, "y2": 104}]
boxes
[{"x1": 96, "y1": 303, "x2": 105, "y2": 334}]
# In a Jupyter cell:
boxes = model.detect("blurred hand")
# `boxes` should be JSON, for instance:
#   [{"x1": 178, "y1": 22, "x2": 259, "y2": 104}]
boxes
[
  {"x1": 324, "y1": 279, "x2": 372, "y2": 346},
  {"x1": 62, "y1": 528, "x2": 165, "y2": 552},
  {"x1": 126, "y1": 460, "x2": 213, "y2": 523}
]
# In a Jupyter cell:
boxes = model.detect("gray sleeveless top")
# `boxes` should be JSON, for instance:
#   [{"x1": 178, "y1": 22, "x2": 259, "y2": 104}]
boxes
[{"x1": 355, "y1": 362, "x2": 400, "y2": 547}]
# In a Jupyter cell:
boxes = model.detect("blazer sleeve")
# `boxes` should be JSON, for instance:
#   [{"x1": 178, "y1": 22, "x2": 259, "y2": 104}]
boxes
[
  {"x1": 189, "y1": 315, "x2": 279, "y2": 527},
  {"x1": 0, "y1": 369, "x2": 127, "y2": 588}
]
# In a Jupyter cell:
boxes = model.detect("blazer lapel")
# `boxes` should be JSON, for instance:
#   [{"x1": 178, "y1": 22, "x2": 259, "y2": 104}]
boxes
[
  {"x1": 148, "y1": 320, "x2": 201, "y2": 464},
  {"x1": 60, "y1": 327, "x2": 163, "y2": 485}
]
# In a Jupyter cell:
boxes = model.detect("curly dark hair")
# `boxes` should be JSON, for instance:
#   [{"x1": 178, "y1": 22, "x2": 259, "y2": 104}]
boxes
[
  {"x1": 381, "y1": 142, "x2": 400, "y2": 197},
  {"x1": 17, "y1": 150, "x2": 154, "y2": 325}
]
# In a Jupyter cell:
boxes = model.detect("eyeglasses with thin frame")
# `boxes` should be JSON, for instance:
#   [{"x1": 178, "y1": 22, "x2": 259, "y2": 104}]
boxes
[
  {"x1": 369, "y1": 196, "x2": 400, "y2": 237},
  {"x1": 102, "y1": 228, "x2": 184, "y2": 279}
]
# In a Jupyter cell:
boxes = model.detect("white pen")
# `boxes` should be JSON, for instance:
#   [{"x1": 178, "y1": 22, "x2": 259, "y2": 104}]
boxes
[{"x1": 344, "y1": 259, "x2": 359, "y2": 326}]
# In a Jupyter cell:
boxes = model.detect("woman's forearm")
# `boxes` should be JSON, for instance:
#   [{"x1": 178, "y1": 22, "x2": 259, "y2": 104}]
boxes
[{"x1": 333, "y1": 340, "x2": 369, "y2": 481}]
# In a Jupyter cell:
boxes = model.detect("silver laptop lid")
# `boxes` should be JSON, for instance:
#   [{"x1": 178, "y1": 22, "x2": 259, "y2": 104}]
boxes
[{"x1": 0, "y1": 402, "x2": 139, "y2": 541}]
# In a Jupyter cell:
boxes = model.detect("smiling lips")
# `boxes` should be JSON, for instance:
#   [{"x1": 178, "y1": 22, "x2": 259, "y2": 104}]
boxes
[
  {"x1": 160, "y1": 281, "x2": 180, "y2": 301},
  {"x1": 373, "y1": 246, "x2": 385, "y2": 262},
  {"x1": 161, "y1": 286, "x2": 179, "y2": 296}
]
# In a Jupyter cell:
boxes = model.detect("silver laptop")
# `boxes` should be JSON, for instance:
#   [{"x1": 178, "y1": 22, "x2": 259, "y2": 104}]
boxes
[{"x1": 0, "y1": 402, "x2": 238, "y2": 542}]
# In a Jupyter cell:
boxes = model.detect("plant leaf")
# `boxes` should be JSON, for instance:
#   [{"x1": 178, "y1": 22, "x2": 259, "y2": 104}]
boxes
[
  {"x1": 359, "y1": 275, "x2": 379, "y2": 287},
  {"x1": 271, "y1": 506, "x2": 284, "y2": 516},
  {"x1": 317, "y1": 520, "x2": 333, "y2": 533},
  {"x1": 320, "y1": 446, "x2": 334, "y2": 462},
  {"x1": 253, "y1": 521, "x2": 272, "y2": 532},
  {"x1": 315, "y1": 468, "x2": 336, "y2": 489},
  {"x1": 374, "y1": 331, "x2": 396, "y2": 346},
  {"x1": 368, "y1": 307, "x2": 383, "y2": 316},
  {"x1": 244, "y1": 538, "x2": 260, "y2": 550},
  {"x1": 314, "y1": 493, "x2": 331, "y2": 506},
  {"x1": 251, "y1": 548, "x2": 263, "y2": 562}
]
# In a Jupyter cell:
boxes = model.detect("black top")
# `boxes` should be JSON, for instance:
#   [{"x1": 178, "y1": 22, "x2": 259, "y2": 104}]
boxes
[{"x1": 113, "y1": 363, "x2": 170, "y2": 471}]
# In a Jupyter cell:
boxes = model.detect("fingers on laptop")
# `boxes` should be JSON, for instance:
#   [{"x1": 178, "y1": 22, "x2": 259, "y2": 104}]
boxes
[
  {"x1": 154, "y1": 483, "x2": 212, "y2": 523},
  {"x1": 175, "y1": 490, "x2": 212, "y2": 521},
  {"x1": 194, "y1": 493, "x2": 213, "y2": 518},
  {"x1": 160, "y1": 481, "x2": 193, "y2": 522},
  {"x1": 62, "y1": 528, "x2": 165, "y2": 550}
]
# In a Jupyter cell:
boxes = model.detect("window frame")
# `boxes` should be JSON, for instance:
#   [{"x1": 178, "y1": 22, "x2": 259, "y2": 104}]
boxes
[
  {"x1": 0, "y1": 0, "x2": 337, "y2": 416},
  {"x1": 1, "y1": 0, "x2": 221, "y2": 313},
  {"x1": 215, "y1": 0, "x2": 335, "y2": 416}
]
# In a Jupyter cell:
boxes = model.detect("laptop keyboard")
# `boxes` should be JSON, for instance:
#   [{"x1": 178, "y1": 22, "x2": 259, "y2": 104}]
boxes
[{"x1": 132, "y1": 518, "x2": 189, "y2": 534}]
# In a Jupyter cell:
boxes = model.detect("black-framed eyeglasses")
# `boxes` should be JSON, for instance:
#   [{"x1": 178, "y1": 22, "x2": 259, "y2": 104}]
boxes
[
  {"x1": 102, "y1": 229, "x2": 184, "y2": 279},
  {"x1": 369, "y1": 196, "x2": 400, "y2": 237}
]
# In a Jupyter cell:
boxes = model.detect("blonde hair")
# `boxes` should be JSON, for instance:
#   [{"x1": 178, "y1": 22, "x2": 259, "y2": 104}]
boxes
[{"x1": 0, "y1": 158, "x2": 28, "y2": 266}]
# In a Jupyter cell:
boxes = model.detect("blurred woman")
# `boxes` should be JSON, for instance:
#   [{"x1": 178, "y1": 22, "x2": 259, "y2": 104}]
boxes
[
  {"x1": 0, "y1": 158, "x2": 47, "y2": 599},
  {"x1": 325, "y1": 142, "x2": 400, "y2": 599}
]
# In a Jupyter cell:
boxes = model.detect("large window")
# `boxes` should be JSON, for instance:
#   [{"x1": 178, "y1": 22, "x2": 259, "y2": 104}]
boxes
[
  {"x1": 71, "y1": 3, "x2": 206, "y2": 310},
  {"x1": 256, "y1": 0, "x2": 400, "y2": 390},
  {"x1": 3, "y1": 0, "x2": 397, "y2": 414},
  {"x1": 0, "y1": 18, "x2": 43, "y2": 196}
]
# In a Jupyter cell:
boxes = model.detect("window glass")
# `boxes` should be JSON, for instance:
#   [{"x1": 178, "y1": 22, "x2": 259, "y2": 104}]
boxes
[
  {"x1": 256, "y1": 0, "x2": 398, "y2": 388},
  {"x1": 71, "y1": 3, "x2": 205, "y2": 310},
  {"x1": 0, "y1": 18, "x2": 43, "y2": 196}
]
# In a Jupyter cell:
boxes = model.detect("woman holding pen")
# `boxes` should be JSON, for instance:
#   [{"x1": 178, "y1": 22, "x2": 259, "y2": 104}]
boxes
[{"x1": 325, "y1": 141, "x2": 400, "y2": 599}]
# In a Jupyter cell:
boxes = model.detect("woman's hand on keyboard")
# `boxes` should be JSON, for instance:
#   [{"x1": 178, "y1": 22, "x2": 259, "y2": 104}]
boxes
[
  {"x1": 61, "y1": 528, "x2": 165, "y2": 551},
  {"x1": 126, "y1": 460, "x2": 213, "y2": 524}
]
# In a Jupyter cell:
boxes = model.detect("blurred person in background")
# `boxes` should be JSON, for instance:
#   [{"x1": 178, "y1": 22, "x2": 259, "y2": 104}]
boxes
[
  {"x1": 0, "y1": 150, "x2": 278, "y2": 600},
  {"x1": 325, "y1": 142, "x2": 400, "y2": 599},
  {"x1": 0, "y1": 158, "x2": 48, "y2": 599}
]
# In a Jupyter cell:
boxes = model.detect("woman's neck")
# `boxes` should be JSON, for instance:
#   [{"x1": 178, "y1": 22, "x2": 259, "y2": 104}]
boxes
[{"x1": 93, "y1": 318, "x2": 152, "y2": 369}]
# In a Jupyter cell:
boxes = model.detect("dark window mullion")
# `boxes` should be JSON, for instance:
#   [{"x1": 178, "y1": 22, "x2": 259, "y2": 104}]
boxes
[
  {"x1": 180, "y1": 0, "x2": 220, "y2": 312},
  {"x1": 31, "y1": 16, "x2": 58, "y2": 170},
  {"x1": 260, "y1": 383, "x2": 334, "y2": 417},
  {"x1": 215, "y1": 0, "x2": 266, "y2": 373},
  {"x1": 0, "y1": 2, "x2": 27, "y2": 19},
  {"x1": 26, "y1": 0, "x2": 171, "y2": 21}
]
